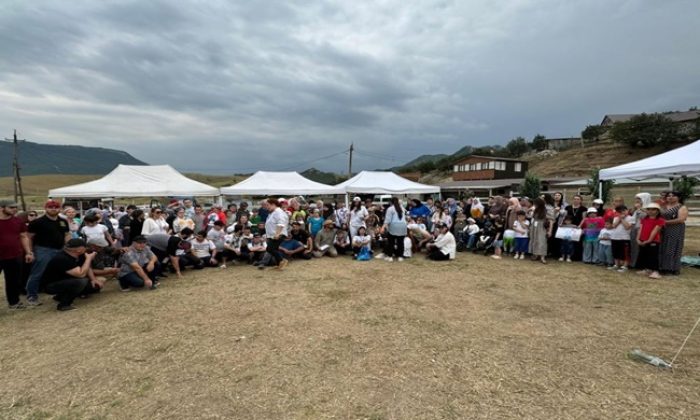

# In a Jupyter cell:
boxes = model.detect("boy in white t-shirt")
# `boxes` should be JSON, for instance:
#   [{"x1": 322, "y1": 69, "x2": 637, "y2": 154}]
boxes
[
  {"x1": 189, "y1": 231, "x2": 218, "y2": 268},
  {"x1": 80, "y1": 214, "x2": 114, "y2": 247},
  {"x1": 610, "y1": 205, "x2": 634, "y2": 272},
  {"x1": 597, "y1": 219, "x2": 614, "y2": 267},
  {"x1": 512, "y1": 210, "x2": 530, "y2": 260}
]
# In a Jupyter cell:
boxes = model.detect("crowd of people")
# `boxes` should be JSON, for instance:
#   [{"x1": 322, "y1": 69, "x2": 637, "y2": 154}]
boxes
[{"x1": 0, "y1": 189, "x2": 689, "y2": 311}]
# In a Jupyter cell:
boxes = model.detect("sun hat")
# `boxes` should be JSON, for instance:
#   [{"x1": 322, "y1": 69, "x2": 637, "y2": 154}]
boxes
[
  {"x1": 587, "y1": 207, "x2": 598, "y2": 214},
  {"x1": 323, "y1": 219, "x2": 334, "y2": 226},
  {"x1": 353, "y1": 196, "x2": 361, "y2": 202},
  {"x1": 645, "y1": 202, "x2": 661, "y2": 210}
]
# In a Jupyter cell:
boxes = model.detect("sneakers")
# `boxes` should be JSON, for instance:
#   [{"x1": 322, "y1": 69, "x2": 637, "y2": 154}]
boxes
[
  {"x1": 57, "y1": 304, "x2": 77, "y2": 312},
  {"x1": 617, "y1": 266, "x2": 628, "y2": 273},
  {"x1": 566, "y1": 257, "x2": 572, "y2": 263},
  {"x1": 219, "y1": 264, "x2": 227, "y2": 269},
  {"x1": 8, "y1": 302, "x2": 26, "y2": 310},
  {"x1": 26, "y1": 297, "x2": 42, "y2": 306},
  {"x1": 277, "y1": 259, "x2": 289, "y2": 270},
  {"x1": 519, "y1": 254, "x2": 525, "y2": 260},
  {"x1": 120, "y1": 287, "x2": 132, "y2": 292},
  {"x1": 558, "y1": 257, "x2": 564, "y2": 262},
  {"x1": 648, "y1": 271, "x2": 661, "y2": 279},
  {"x1": 374, "y1": 253, "x2": 386, "y2": 259},
  {"x1": 397, "y1": 257, "x2": 404, "y2": 262},
  {"x1": 491, "y1": 255, "x2": 502, "y2": 260},
  {"x1": 384, "y1": 256, "x2": 394, "y2": 262},
  {"x1": 607, "y1": 265, "x2": 618, "y2": 270},
  {"x1": 514, "y1": 253, "x2": 519, "y2": 259}
]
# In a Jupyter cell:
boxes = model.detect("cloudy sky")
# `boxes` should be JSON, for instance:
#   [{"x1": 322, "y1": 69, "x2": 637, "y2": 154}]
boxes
[{"x1": 1, "y1": 0, "x2": 698, "y2": 174}]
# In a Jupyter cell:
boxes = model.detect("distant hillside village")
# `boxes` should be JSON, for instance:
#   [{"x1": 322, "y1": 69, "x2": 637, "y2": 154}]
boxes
[{"x1": 398, "y1": 108, "x2": 700, "y2": 201}]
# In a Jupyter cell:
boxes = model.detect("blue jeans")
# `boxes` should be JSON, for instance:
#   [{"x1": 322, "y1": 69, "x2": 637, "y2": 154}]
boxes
[
  {"x1": 560, "y1": 240, "x2": 574, "y2": 257},
  {"x1": 27, "y1": 246, "x2": 63, "y2": 299},
  {"x1": 467, "y1": 234, "x2": 478, "y2": 249},
  {"x1": 583, "y1": 241, "x2": 599, "y2": 263},
  {"x1": 119, "y1": 265, "x2": 157, "y2": 289},
  {"x1": 514, "y1": 237, "x2": 529, "y2": 254},
  {"x1": 598, "y1": 243, "x2": 613, "y2": 266}
]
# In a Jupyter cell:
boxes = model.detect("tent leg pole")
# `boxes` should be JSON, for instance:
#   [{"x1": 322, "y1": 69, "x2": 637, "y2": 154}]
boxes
[{"x1": 598, "y1": 181, "x2": 603, "y2": 202}]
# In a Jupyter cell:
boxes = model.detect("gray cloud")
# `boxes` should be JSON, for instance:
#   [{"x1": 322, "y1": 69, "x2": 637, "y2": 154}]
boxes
[{"x1": 0, "y1": 0, "x2": 699, "y2": 174}]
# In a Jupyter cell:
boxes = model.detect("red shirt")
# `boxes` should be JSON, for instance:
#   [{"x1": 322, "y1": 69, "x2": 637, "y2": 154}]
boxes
[
  {"x1": 639, "y1": 217, "x2": 665, "y2": 243},
  {"x1": 603, "y1": 208, "x2": 617, "y2": 222},
  {"x1": 0, "y1": 217, "x2": 27, "y2": 259}
]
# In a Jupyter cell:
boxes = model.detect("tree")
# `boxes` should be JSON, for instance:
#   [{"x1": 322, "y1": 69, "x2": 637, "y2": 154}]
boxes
[
  {"x1": 587, "y1": 168, "x2": 615, "y2": 204},
  {"x1": 608, "y1": 113, "x2": 679, "y2": 148},
  {"x1": 673, "y1": 176, "x2": 700, "y2": 203},
  {"x1": 505, "y1": 136, "x2": 529, "y2": 157},
  {"x1": 416, "y1": 160, "x2": 437, "y2": 172},
  {"x1": 520, "y1": 172, "x2": 541, "y2": 199},
  {"x1": 530, "y1": 134, "x2": 548, "y2": 152},
  {"x1": 581, "y1": 124, "x2": 607, "y2": 141}
]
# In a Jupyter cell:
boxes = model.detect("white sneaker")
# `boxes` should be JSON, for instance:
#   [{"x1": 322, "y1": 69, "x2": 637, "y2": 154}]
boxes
[
  {"x1": 519, "y1": 254, "x2": 525, "y2": 260},
  {"x1": 514, "y1": 254, "x2": 519, "y2": 259},
  {"x1": 384, "y1": 256, "x2": 394, "y2": 262},
  {"x1": 566, "y1": 257, "x2": 572, "y2": 263},
  {"x1": 397, "y1": 257, "x2": 404, "y2": 262},
  {"x1": 491, "y1": 255, "x2": 502, "y2": 260},
  {"x1": 219, "y1": 264, "x2": 227, "y2": 269},
  {"x1": 607, "y1": 265, "x2": 618, "y2": 270},
  {"x1": 375, "y1": 253, "x2": 386, "y2": 259},
  {"x1": 558, "y1": 257, "x2": 564, "y2": 262}
]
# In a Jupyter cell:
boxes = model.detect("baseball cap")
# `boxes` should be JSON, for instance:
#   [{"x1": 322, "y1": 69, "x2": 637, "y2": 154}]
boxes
[
  {"x1": 0, "y1": 199, "x2": 19, "y2": 207},
  {"x1": 66, "y1": 238, "x2": 86, "y2": 248},
  {"x1": 45, "y1": 199, "x2": 61, "y2": 209},
  {"x1": 132, "y1": 235, "x2": 148, "y2": 243}
]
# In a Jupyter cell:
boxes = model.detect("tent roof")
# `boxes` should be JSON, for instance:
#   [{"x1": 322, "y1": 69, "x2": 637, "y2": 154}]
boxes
[
  {"x1": 599, "y1": 139, "x2": 700, "y2": 180},
  {"x1": 219, "y1": 171, "x2": 344, "y2": 195},
  {"x1": 48, "y1": 165, "x2": 220, "y2": 198},
  {"x1": 335, "y1": 171, "x2": 440, "y2": 194}
]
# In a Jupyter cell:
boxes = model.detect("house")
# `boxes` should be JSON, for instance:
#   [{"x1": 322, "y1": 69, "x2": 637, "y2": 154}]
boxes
[
  {"x1": 601, "y1": 110, "x2": 700, "y2": 134},
  {"x1": 452, "y1": 155, "x2": 527, "y2": 181}
]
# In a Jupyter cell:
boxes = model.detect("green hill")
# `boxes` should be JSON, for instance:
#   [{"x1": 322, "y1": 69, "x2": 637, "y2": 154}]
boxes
[{"x1": 0, "y1": 140, "x2": 146, "y2": 176}]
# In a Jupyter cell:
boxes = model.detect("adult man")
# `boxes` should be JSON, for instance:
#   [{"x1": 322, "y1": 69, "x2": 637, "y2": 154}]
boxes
[
  {"x1": 313, "y1": 220, "x2": 338, "y2": 258},
  {"x1": 0, "y1": 200, "x2": 34, "y2": 309},
  {"x1": 118, "y1": 235, "x2": 158, "y2": 291},
  {"x1": 289, "y1": 221, "x2": 313, "y2": 259},
  {"x1": 147, "y1": 228, "x2": 195, "y2": 278},
  {"x1": 41, "y1": 238, "x2": 100, "y2": 311},
  {"x1": 261, "y1": 198, "x2": 289, "y2": 269},
  {"x1": 26, "y1": 200, "x2": 71, "y2": 306},
  {"x1": 118, "y1": 205, "x2": 137, "y2": 246},
  {"x1": 86, "y1": 237, "x2": 121, "y2": 280},
  {"x1": 426, "y1": 223, "x2": 456, "y2": 261}
]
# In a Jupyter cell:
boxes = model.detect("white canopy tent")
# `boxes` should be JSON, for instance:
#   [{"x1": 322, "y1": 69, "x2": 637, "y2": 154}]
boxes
[
  {"x1": 48, "y1": 164, "x2": 220, "y2": 198},
  {"x1": 219, "y1": 171, "x2": 344, "y2": 196},
  {"x1": 335, "y1": 171, "x2": 440, "y2": 194},
  {"x1": 599, "y1": 139, "x2": 700, "y2": 181}
]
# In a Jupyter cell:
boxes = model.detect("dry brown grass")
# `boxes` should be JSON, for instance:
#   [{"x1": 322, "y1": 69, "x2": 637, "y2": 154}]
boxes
[{"x1": 2, "y1": 241, "x2": 700, "y2": 419}]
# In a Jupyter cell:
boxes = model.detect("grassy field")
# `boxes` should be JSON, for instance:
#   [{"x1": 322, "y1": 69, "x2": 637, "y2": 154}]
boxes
[{"x1": 2, "y1": 236, "x2": 700, "y2": 419}]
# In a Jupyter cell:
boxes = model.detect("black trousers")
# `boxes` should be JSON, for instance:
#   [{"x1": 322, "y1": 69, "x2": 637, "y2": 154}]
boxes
[
  {"x1": 0, "y1": 258, "x2": 23, "y2": 305},
  {"x1": 265, "y1": 237, "x2": 285, "y2": 265},
  {"x1": 428, "y1": 248, "x2": 450, "y2": 261},
  {"x1": 638, "y1": 243, "x2": 660, "y2": 271},
  {"x1": 44, "y1": 277, "x2": 89, "y2": 307},
  {"x1": 384, "y1": 234, "x2": 405, "y2": 258}
]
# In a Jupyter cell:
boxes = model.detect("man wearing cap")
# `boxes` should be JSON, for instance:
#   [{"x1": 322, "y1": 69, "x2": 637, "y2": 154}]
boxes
[
  {"x1": 118, "y1": 205, "x2": 137, "y2": 246},
  {"x1": 25, "y1": 200, "x2": 71, "y2": 306},
  {"x1": 118, "y1": 235, "x2": 159, "y2": 291},
  {"x1": 41, "y1": 238, "x2": 99, "y2": 311},
  {"x1": 86, "y1": 237, "x2": 122, "y2": 280},
  {"x1": 0, "y1": 200, "x2": 34, "y2": 309},
  {"x1": 426, "y1": 223, "x2": 456, "y2": 260},
  {"x1": 313, "y1": 220, "x2": 338, "y2": 258}
]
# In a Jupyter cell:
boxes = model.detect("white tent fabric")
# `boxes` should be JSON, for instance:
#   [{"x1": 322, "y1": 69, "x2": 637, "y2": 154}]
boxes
[
  {"x1": 219, "y1": 171, "x2": 344, "y2": 195},
  {"x1": 599, "y1": 139, "x2": 700, "y2": 180},
  {"x1": 49, "y1": 165, "x2": 220, "y2": 198},
  {"x1": 335, "y1": 171, "x2": 440, "y2": 194}
]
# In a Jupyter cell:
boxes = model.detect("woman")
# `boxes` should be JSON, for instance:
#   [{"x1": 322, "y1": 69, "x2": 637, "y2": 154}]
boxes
[
  {"x1": 431, "y1": 202, "x2": 452, "y2": 232},
  {"x1": 380, "y1": 197, "x2": 407, "y2": 262},
  {"x1": 565, "y1": 195, "x2": 586, "y2": 261},
  {"x1": 659, "y1": 191, "x2": 688, "y2": 275},
  {"x1": 348, "y1": 197, "x2": 368, "y2": 238},
  {"x1": 542, "y1": 193, "x2": 560, "y2": 259},
  {"x1": 629, "y1": 192, "x2": 651, "y2": 268},
  {"x1": 61, "y1": 206, "x2": 80, "y2": 239},
  {"x1": 529, "y1": 197, "x2": 553, "y2": 264},
  {"x1": 470, "y1": 197, "x2": 484, "y2": 219},
  {"x1": 172, "y1": 208, "x2": 195, "y2": 234},
  {"x1": 488, "y1": 196, "x2": 507, "y2": 221},
  {"x1": 141, "y1": 207, "x2": 169, "y2": 236}
]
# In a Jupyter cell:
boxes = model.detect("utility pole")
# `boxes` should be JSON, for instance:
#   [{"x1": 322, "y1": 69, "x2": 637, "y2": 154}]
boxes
[
  {"x1": 348, "y1": 143, "x2": 354, "y2": 178},
  {"x1": 5, "y1": 130, "x2": 27, "y2": 211}
]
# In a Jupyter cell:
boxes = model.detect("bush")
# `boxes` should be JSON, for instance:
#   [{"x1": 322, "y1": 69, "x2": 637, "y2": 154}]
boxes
[
  {"x1": 581, "y1": 124, "x2": 608, "y2": 140},
  {"x1": 609, "y1": 113, "x2": 679, "y2": 148},
  {"x1": 521, "y1": 172, "x2": 541, "y2": 199},
  {"x1": 673, "y1": 176, "x2": 700, "y2": 203},
  {"x1": 588, "y1": 168, "x2": 615, "y2": 204}
]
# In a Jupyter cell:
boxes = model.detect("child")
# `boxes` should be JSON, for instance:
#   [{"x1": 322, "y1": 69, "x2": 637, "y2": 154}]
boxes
[
  {"x1": 579, "y1": 207, "x2": 605, "y2": 264},
  {"x1": 352, "y1": 226, "x2": 372, "y2": 259},
  {"x1": 246, "y1": 233, "x2": 267, "y2": 264},
  {"x1": 636, "y1": 203, "x2": 665, "y2": 279},
  {"x1": 512, "y1": 210, "x2": 529, "y2": 260},
  {"x1": 558, "y1": 215, "x2": 576, "y2": 262},
  {"x1": 80, "y1": 214, "x2": 114, "y2": 247},
  {"x1": 610, "y1": 205, "x2": 634, "y2": 272},
  {"x1": 334, "y1": 228, "x2": 352, "y2": 255},
  {"x1": 453, "y1": 212, "x2": 467, "y2": 238},
  {"x1": 189, "y1": 231, "x2": 218, "y2": 268},
  {"x1": 597, "y1": 219, "x2": 614, "y2": 267},
  {"x1": 206, "y1": 221, "x2": 227, "y2": 254},
  {"x1": 491, "y1": 217, "x2": 505, "y2": 259},
  {"x1": 307, "y1": 209, "x2": 324, "y2": 238},
  {"x1": 464, "y1": 217, "x2": 480, "y2": 249}
]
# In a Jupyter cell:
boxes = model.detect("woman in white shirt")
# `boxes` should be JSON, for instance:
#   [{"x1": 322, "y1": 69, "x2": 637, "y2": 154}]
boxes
[
  {"x1": 351, "y1": 226, "x2": 372, "y2": 258},
  {"x1": 141, "y1": 207, "x2": 170, "y2": 236},
  {"x1": 348, "y1": 197, "x2": 369, "y2": 238}
]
